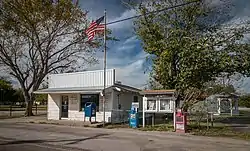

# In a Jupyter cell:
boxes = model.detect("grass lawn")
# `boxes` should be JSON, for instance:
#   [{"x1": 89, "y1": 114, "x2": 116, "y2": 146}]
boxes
[
  {"x1": 188, "y1": 124, "x2": 250, "y2": 140},
  {"x1": 0, "y1": 114, "x2": 25, "y2": 119},
  {"x1": 102, "y1": 110, "x2": 250, "y2": 140},
  {"x1": 138, "y1": 124, "x2": 174, "y2": 132}
]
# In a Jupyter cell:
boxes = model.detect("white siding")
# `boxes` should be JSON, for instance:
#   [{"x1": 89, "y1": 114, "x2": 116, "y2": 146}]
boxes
[
  {"x1": 68, "y1": 94, "x2": 84, "y2": 121},
  {"x1": 47, "y1": 93, "x2": 115, "y2": 122},
  {"x1": 48, "y1": 69, "x2": 115, "y2": 88},
  {"x1": 68, "y1": 111, "x2": 84, "y2": 121},
  {"x1": 112, "y1": 91, "x2": 141, "y2": 110},
  {"x1": 47, "y1": 94, "x2": 61, "y2": 120},
  {"x1": 96, "y1": 112, "x2": 112, "y2": 122},
  {"x1": 99, "y1": 92, "x2": 113, "y2": 111}
]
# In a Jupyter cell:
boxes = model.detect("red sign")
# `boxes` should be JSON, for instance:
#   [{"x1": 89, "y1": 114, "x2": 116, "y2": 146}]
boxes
[{"x1": 175, "y1": 109, "x2": 187, "y2": 133}]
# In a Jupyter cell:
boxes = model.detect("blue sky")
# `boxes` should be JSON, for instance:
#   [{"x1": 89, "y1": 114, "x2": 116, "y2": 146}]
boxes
[
  {"x1": 80, "y1": 0, "x2": 150, "y2": 88},
  {"x1": 79, "y1": 0, "x2": 250, "y2": 92},
  {"x1": 3, "y1": 0, "x2": 249, "y2": 91}
]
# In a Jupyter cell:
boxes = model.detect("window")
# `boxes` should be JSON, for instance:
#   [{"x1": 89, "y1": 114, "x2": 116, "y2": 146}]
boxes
[
  {"x1": 159, "y1": 99, "x2": 170, "y2": 111},
  {"x1": 133, "y1": 96, "x2": 138, "y2": 102},
  {"x1": 147, "y1": 99, "x2": 156, "y2": 110},
  {"x1": 80, "y1": 94, "x2": 99, "y2": 111}
]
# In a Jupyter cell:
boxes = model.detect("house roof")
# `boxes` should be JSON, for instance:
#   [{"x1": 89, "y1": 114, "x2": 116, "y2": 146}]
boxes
[
  {"x1": 111, "y1": 83, "x2": 141, "y2": 93},
  {"x1": 33, "y1": 83, "x2": 141, "y2": 94},
  {"x1": 140, "y1": 89, "x2": 176, "y2": 95},
  {"x1": 211, "y1": 92, "x2": 240, "y2": 98}
]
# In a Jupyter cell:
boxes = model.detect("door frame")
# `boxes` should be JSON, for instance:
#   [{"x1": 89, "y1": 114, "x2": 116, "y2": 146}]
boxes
[{"x1": 61, "y1": 95, "x2": 69, "y2": 119}]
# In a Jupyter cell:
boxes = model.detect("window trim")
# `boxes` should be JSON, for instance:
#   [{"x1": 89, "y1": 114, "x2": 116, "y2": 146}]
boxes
[
  {"x1": 158, "y1": 98, "x2": 171, "y2": 111},
  {"x1": 133, "y1": 95, "x2": 138, "y2": 102},
  {"x1": 145, "y1": 97, "x2": 157, "y2": 112}
]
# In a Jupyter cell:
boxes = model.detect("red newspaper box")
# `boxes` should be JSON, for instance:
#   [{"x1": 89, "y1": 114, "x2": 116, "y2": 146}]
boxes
[{"x1": 175, "y1": 109, "x2": 187, "y2": 133}]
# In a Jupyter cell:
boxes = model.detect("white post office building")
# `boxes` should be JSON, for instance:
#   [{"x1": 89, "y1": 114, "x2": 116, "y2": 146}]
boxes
[{"x1": 34, "y1": 69, "x2": 141, "y2": 123}]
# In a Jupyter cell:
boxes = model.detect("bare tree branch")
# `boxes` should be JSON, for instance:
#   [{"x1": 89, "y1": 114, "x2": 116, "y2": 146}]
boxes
[{"x1": 0, "y1": 0, "x2": 105, "y2": 116}]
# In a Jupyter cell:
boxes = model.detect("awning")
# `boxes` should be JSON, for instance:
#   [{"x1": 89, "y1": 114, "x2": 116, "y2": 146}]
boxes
[
  {"x1": 34, "y1": 84, "x2": 141, "y2": 95},
  {"x1": 140, "y1": 89, "x2": 175, "y2": 95},
  {"x1": 33, "y1": 87, "x2": 102, "y2": 94}
]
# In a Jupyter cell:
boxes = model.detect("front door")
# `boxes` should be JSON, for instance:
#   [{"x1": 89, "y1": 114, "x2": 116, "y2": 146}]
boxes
[{"x1": 61, "y1": 96, "x2": 69, "y2": 118}]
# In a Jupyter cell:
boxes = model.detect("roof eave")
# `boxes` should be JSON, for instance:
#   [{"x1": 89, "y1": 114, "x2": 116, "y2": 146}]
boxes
[{"x1": 139, "y1": 92, "x2": 175, "y2": 95}]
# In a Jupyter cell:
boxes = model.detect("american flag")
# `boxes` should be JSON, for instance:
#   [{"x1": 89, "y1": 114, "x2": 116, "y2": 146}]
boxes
[{"x1": 86, "y1": 16, "x2": 105, "y2": 41}]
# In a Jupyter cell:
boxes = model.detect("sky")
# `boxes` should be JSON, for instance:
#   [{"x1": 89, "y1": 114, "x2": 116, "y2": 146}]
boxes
[
  {"x1": 79, "y1": 0, "x2": 250, "y2": 91},
  {"x1": 1, "y1": 0, "x2": 250, "y2": 92},
  {"x1": 80, "y1": 0, "x2": 150, "y2": 89}
]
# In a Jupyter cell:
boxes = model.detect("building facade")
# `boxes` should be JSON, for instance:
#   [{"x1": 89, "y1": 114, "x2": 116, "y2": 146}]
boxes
[{"x1": 34, "y1": 69, "x2": 141, "y2": 122}]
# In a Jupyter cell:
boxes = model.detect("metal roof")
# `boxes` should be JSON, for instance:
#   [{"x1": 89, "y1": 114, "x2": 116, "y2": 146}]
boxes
[
  {"x1": 211, "y1": 92, "x2": 240, "y2": 98},
  {"x1": 33, "y1": 87, "x2": 102, "y2": 94},
  {"x1": 33, "y1": 84, "x2": 141, "y2": 94},
  {"x1": 112, "y1": 83, "x2": 141, "y2": 93}
]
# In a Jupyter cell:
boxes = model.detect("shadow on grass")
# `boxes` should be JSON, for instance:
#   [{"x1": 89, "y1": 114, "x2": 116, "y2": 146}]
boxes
[
  {"x1": 0, "y1": 115, "x2": 25, "y2": 119},
  {"x1": 188, "y1": 124, "x2": 250, "y2": 140},
  {"x1": 0, "y1": 133, "x2": 109, "y2": 146},
  {"x1": 214, "y1": 111, "x2": 250, "y2": 125},
  {"x1": 217, "y1": 116, "x2": 250, "y2": 125},
  {"x1": 138, "y1": 124, "x2": 174, "y2": 132},
  {"x1": 191, "y1": 110, "x2": 250, "y2": 126}
]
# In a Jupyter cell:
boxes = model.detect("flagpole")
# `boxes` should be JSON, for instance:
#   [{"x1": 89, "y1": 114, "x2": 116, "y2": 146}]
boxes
[{"x1": 103, "y1": 9, "x2": 107, "y2": 127}]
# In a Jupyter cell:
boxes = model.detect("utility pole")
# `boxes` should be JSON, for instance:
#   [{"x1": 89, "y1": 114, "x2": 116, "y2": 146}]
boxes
[{"x1": 103, "y1": 9, "x2": 107, "y2": 127}]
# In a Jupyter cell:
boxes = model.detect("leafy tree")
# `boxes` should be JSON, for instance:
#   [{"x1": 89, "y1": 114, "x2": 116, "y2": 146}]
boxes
[
  {"x1": 146, "y1": 73, "x2": 163, "y2": 90},
  {"x1": 0, "y1": 77, "x2": 16, "y2": 103},
  {"x1": 0, "y1": 78, "x2": 12, "y2": 90},
  {"x1": 238, "y1": 94, "x2": 250, "y2": 108},
  {"x1": 34, "y1": 82, "x2": 48, "y2": 105},
  {"x1": 205, "y1": 84, "x2": 236, "y2": 95},
  {"x1": 13, "y1": 88, "x2": 25, "y2": 104},
  {"x1": 134, "y1": 0, "x2": 250, "y2": 110},
  {"x1": 0, "y1": 0, "x2": 103, "y2": 116}
]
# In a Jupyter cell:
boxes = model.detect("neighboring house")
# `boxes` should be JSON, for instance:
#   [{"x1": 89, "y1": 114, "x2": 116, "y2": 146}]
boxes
[
  {"x1": 34, "y1": 69, "x2": 141, "y2": 123},
  {"x1": 205, "y1": 92, "x2": 239, "y2": 116},
  {"x1": 191, "y1": 92, "x2": 240, "y2": 116}
]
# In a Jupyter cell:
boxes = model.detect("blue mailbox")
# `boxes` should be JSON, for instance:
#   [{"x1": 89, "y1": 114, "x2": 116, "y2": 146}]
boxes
[
  {"x1": 84, "y1": 102, "x2": 96, "y2": 122},
  {"x1": 129, "y1": 102, "x2": 139, "y2": 128}
]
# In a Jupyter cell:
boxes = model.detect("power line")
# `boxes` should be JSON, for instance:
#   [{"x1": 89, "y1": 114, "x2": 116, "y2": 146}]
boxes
[{"x1": 106, "y1": 0, "x2": 199, "y2": 25}]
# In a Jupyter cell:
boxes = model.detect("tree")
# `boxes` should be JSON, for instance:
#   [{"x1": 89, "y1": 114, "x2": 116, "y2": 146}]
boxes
[
  {"x1": 34, "y1": 82, "x2": 48, "y2": 105},
  {"x1": 238, "y1": 94, "x2": 250, "y2": 108},
  {"x1": 0, "y1": 77, "x2": 16, "y2": 103},
  {"x1": 13, "y1": 88, "x2": 25, "y2": 105},
  {"x1": 209, "y1": 84, "x2": 235, "y2": 95},
  {"x1": 0, "y1": 0, "x2": 102, "y2": 116},
  {"x1": 0, "y1": 77, "x2": 12, "y2": 90},
  {"x1": 134, "y1": 0, "x2": 250, "y2": 110},
  {"x1": 146, "y1": 73, "x2": 163, "y2": 90}
]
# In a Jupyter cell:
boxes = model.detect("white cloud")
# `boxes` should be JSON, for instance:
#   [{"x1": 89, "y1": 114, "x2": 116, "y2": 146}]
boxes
[
  {"x1": 84, "y1": 8, "x2": 150, "y2": 89},
  {"x1": 123, "y1": 35, "x2": 137, "y2": 44},
  {"x1": 108, "y1": 9, "x2": 137, "y2": 30},
  {"x1": 116, "y1": 59, "x2": 148, "y2": 88},
  {"x1": 83, "y1": 0, "x2": 250, "y2": 91},
  {"x1": 86, "y1": 52, "x2": 149, "y2": 89},
  {"x1": 219, "y1": 1, "x2": 250, "y2": 93},
  {"x1": 86, "y1": 35, "x2": 149, "y2": 89}
]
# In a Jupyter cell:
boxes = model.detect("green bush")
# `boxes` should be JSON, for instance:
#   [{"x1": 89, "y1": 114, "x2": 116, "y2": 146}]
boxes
[{"x1": 239, "y1": 95, "x2": 250, "y2": 108}]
